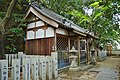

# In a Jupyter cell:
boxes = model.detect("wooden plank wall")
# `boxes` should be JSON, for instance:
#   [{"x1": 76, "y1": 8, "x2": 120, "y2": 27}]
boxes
[{"x1": 25, "y1": 38, "x2": 55, "y2": 55}]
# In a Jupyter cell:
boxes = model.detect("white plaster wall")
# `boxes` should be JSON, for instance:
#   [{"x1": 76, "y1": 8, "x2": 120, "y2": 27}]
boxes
[
  {"x1": 27, "y1": 23, "x2": 35, "y2": 29},
  {"x1": 36, "y1": 21, "x2": 44, "y2": 27},
  {"x1": 27, "y1": 31, "x2": 34, "y2": 39},
  {"x1": 56, "y1": 28, "x2": 68, "y2": 35},
  {"x1": 46, "y1": 27, "x2": 54, "y2": 37},
  {"x1": 36, "y1": 29, "x2": 44, "y2": 39}
]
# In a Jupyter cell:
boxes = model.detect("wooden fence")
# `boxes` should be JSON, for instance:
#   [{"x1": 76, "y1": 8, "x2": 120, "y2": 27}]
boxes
[{"x1": 0, "y1": 52, "x2": 58, "y2": 80}]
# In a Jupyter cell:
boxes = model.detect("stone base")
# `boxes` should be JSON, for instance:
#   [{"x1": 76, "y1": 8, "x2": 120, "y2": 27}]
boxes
[
  {"x1": 86, "y1": 61, "x2": 90, "y2": 65},
  {"x1": 69, "y1": 67, "x2": 79, "y2": 71}
]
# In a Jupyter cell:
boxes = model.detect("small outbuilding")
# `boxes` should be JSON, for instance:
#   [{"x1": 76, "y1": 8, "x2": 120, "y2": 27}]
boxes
[{"x1": 24, "y1": 2, "x2": 98, "y2": 68}]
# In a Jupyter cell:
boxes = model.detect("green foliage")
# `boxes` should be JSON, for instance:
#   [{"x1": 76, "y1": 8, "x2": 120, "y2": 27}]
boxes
[
  {"x1": 90, "y1": 1, "x2": 99, "y2": 7},
  {"x1": 66, "y1": 0, "x2": 120, "y2": 46},
  {"x1": 5, "y1": 28, "x2": 24, "y2": 53},
  {"x1": 0, "y1": 0, "x2": 120, "y2": 51}
]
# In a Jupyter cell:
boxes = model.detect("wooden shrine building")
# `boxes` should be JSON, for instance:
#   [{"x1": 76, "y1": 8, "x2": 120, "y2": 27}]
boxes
[{"x1": 24, "y1": 2, "x2": 98, "y2": 68}]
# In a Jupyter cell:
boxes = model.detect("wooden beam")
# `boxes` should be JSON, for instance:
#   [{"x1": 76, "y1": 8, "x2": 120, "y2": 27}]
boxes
[
  {"x1": 77, "y1": 37, "x2": 80, "y2": 66},
  {"x1": 24, "y1": 8, "x2": 31, "y2": 19},
  {"x1": 73, "y1": 30, "x2": 86, "y2": 37},
  {"x1": 27, "y1": 7, "x2": 59, "y2": 28}
]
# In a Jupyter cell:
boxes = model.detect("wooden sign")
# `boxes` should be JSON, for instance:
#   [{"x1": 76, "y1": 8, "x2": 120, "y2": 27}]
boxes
[
  {"x1": 11, "y1": 59, "x2": 20, "y2": 80},
  {"x1": 22, "y1": 58, "x2": 30, "y2": 80},
  {"x1": 0, "y1": 60, "x2": 8, "y2": 80}
]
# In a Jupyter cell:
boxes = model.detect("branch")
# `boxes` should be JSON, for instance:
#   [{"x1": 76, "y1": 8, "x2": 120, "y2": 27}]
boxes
[{"x1": 2, "y1": 0, "x2": 18, "y2": 23}]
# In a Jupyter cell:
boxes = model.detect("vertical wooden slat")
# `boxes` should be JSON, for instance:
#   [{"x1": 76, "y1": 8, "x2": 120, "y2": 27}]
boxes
[
  {"x1": 41, "y1": 39, "x2": 44, "y2": 55},
  {"x1": 25, "y1": 38, "x2": 55, "y2": 55},
  {"x1": 25, "y1": 41, "x2": 28, "y2": 54},
  {"x1": 48, "y1": 38, "x2": 50, "y2": 55},
  {"x1": 39, "y1": 39, "x2": 42, "y2": 55},
  {"x1": 31, "y1": 41, "x2": 33, "y2": 55}
]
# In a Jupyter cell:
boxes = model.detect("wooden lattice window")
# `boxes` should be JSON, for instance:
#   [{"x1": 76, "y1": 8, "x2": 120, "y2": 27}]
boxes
[
  {"x1": 80, "y1": 40, "x2": 86, "y2": 50},
  {"x1": 56, "y1": 35, "x2": 68, "y2": 50}
]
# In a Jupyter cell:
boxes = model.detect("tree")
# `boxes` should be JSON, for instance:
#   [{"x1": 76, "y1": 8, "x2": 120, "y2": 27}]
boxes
[
  {"x1": 28, "y1": 0, "x2": 120, "y2": 47},
  {"x1": 0, "y1": 0, "x2": 29, "y2": 58},
  {"x1": 66, "y1": 0, "x2": 120, "y2": 46},
  {"x1": 0, "y1": 0, "x2": 18, "y2": 59}
]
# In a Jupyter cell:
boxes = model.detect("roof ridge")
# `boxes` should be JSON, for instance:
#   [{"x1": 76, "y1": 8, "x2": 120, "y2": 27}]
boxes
[{"x1": 30, "y1": 2, "x2": 87, "y2": 33}]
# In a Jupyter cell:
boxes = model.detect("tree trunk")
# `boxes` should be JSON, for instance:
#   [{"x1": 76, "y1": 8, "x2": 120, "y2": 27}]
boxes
[{"x1": 0, "y1": 0, "x2": 18, "y2": 59}]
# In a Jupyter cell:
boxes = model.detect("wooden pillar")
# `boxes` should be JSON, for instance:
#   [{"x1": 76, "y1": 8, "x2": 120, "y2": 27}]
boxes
[
  {"x1": 86, "y1": 39, "x2": 90, "y2": 64},
  {"x1": 68, "y1": 31, "x2": 70, "y2": 51},
  {"x1": 77, "y1": 37, "x2": 80, "y2": 66},
  {"x1": 54, "y1": 28, "x2": 57, "y2": 52}
]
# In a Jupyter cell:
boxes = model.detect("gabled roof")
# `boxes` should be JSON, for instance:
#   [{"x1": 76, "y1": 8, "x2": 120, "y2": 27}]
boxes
[{"x1": 25, "y1": 2, "x2": 98, "y2": 39}]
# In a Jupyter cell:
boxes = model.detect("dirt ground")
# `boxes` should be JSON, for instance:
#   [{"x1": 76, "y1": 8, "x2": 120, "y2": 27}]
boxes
[
  {"x1": 58, "y1": 56, "x2": 120, "y2": 80},
  {"x1": 96, "y1": 56, "x2": 120, "y2": 69}
]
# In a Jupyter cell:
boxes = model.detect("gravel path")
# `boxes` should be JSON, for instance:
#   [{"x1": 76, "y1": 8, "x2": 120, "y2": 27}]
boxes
[
  {"x1": 58, "y1": 56, "x2": 120, "y2": 80},
  {"x1": 91, "y1": 57, "x2": 120, "y2": 80}
]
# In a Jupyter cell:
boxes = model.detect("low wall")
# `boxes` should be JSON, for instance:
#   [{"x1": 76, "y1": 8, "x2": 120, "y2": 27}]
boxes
[
  {"x1": 112, "y1": 51, "x2": 120, "y2": 55},
  {"x1": 98, "y1": 50, "x2": 107, "y2": 59}
]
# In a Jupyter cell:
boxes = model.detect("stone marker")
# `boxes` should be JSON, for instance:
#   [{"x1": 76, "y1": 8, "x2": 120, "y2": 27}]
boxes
[
  {"x1": 11, "y1": 54, "x2": 14, "y2": 59},
  {"x1": 0, "y1": 60, "x2": 8, "y2": 80},
  {"x1": 8, "y1": 54, "x2": 12, "y2": 66},
  {"x1": 39, "y1": 56, "x2": 46, "y2": 80},
  {"x1": 25, "y1": 55, "x2": 33, "y2": 71},
  {"x1": 18, "y1": 52, "x2": 24, "y2": 65},
  {"x1": 14, "y1": 54, "x2": 18, "y2": 59},
  {"x1": 46, "y1": 56, "x2": 53, "y2": 80},
  {"x1": 12, "y1": 59, "x2": 20, "y2": 80},
  {"x1": 5, "y1": 54, "x2": 8, "y2": 60},
  {"x1": 22, "y1": 58, "x2": 30, "y2": 80},
  {"x1": 5, "y1": 54, "x2": 9, "y2": 65},
  {"x1": 31, "y1": 58, "x2": 39, "y2": 80},
  {"x1": 51, "y1": 52, "x2": 58, "y2": 79}
]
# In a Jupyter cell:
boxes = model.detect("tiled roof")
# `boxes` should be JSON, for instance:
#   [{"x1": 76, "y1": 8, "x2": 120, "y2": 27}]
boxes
[
  {"x1": 30, "y1": 2, "x2": 87, "y2": 34},
  {"x1": 29, "y1": 2, "x2": 98, "y2": 39}
]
